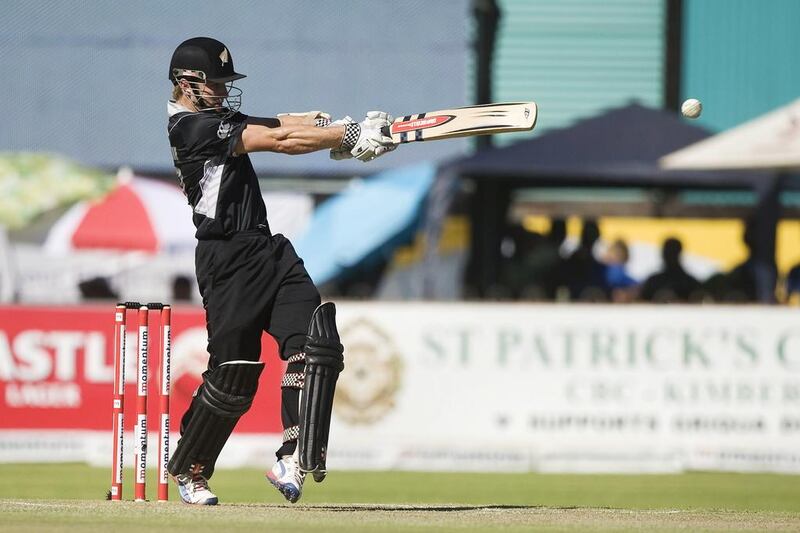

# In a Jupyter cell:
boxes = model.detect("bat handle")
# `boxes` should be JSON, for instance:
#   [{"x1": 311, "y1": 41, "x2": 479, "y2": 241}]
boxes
[{"x1": 381, "y1": 125, "x2": 391, "y2": 137}]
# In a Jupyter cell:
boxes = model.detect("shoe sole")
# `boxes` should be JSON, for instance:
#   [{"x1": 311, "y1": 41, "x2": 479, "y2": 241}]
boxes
[
  {"x1": 266, "y1": 473, "x2": 301, "y2": 503},
  {"x1": 172, "y1": 475, "x2": 218, "y2": 505},
  {"x1": 178, "y1": 495, "x2": 218, "y2": 505}
]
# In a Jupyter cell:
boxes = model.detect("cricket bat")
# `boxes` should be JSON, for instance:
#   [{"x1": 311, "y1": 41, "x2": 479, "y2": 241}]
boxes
[{"x1": 382, "y1": 101, "x2": 537, "y2": 144}]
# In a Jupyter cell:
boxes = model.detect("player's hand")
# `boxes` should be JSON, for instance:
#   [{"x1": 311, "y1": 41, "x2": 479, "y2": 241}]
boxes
[
  {"x1": 350, "y1": 124, "x2": 395, "y2": 162},
  {"x1": 350, "y1": 111, "x2": 396, "y2": 162},
  {"x1": 328, "y1": 116, "x2": 355, "y2": 160},
  {"x1": 362, "y1": 110, "x2": 394, "y2": 127},
  {"x1": 362, "y1": 111, "x2": 397, "y2": 159}
]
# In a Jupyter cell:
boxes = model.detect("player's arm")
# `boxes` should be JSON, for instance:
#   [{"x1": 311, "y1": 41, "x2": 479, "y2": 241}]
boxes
[
  {"x1": 237, "y1": 114, "x2": 396, "y2": 161},
  {"x1": 237, "y1": 120, "x2": 344, "y2": 155}
]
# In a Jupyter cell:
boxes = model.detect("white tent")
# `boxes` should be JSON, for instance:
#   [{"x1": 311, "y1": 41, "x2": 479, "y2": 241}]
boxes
[{"x1": 660, "y1": 98, "x2": 800, "y2": 170}]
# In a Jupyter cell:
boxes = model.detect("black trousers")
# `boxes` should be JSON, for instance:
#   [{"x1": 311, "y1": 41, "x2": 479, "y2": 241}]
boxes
[
  {"x1": 195, "y1": 230, "x2": 320, "y2": 364},
  {"x1": 184, "y1": 230, "x2": 320, "y2": 461}
]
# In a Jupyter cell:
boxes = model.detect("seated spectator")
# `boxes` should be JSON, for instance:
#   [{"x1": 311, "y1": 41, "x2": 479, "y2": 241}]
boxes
[
  {"x1": 563, "y1": 219, "x2": 607, "y2": 301},
  {"x1": 785, "y1": 264, "x2": 800, "y2": 305},
  {"x1": 700, "y1": 272, "x2": 730, "y2": 303},
  {"x1": 602, "y1": 239, "x2": 638, "y2": 302},
  {"x1": 509, "y1": 218, "x2": 567, "y2": 301},
  {"x1": 78, "y1": 276, "x2": 118, "y2": 300},
  {"x1": 725, "y1": 220, "x2": 776, "y2": 303},
  {"x1": 528, "y1": 218, "x2": 567, "y2": 300},
  {"x1": 172, "y1": 275, "x2": 194, "y2": 302},
  {"x1": 640, "y1": 237, "x2": 700, "y2": 303},
  {"x1": 499, "y1": 223, "x2": 544, "y2": 299}
]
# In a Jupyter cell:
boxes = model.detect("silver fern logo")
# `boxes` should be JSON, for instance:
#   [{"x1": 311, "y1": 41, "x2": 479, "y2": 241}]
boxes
[{"x1": 217, "y1": 122, "x2": 232, "y2": 139}]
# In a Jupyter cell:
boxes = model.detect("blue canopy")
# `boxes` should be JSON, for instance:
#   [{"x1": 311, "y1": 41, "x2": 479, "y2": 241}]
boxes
[{"x1": 293, "y1": 162, "x2": 437, "y2": 285}]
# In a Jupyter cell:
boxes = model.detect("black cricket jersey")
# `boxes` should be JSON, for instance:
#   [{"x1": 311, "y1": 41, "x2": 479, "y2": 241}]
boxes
[{"x1": 167, "y1": 100, "x2": 268, "y2": 239}]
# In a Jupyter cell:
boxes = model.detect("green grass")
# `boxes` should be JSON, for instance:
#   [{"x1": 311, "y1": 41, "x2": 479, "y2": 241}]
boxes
[{"x1": 1, "y1": 464, "x2": 799, "y2": 532}]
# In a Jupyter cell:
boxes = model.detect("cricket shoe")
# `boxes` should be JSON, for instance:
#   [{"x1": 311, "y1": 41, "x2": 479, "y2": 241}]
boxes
[
  {"x1": 173, "y1": 469, "x2": 218, "y2": 505},
  {"x1": 266, "y1": 455, "x2": 305, "y2": 503}
]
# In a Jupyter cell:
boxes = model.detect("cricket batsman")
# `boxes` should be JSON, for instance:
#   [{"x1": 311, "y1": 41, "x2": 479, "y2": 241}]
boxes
[{"x1": 165, "y1": 36, "x2": 395, "y2": 505}]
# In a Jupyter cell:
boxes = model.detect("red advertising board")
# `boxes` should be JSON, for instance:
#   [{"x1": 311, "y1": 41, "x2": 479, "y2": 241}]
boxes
[{"x1": 0, "y1": 305, "x2": 283, "y2": 434}]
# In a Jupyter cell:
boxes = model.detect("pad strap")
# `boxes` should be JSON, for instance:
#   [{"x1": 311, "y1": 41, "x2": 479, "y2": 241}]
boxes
[
  {"x1": 283, "y1": 425, "x2": 299, "y2": 443},
  {"x1": 287, "y1": 352, "x2": 306, "y2": 363},
  {"x1": 281, "y1": 372, "x2": 304, "y2": 389}
]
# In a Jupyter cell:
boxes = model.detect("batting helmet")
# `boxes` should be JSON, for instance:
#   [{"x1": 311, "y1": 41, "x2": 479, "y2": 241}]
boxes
[
  {"x1": 169, "y1": 37, "x2": 245, "y2": 115},
  {"x1": 169, "y1": 37, "x2": 246, "y2": 84}
]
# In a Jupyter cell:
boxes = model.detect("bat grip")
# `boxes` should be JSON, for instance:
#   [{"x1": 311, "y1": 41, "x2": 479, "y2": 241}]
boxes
[{"x1": 381, "y1": 125, "x2": 391, "y2": 137}]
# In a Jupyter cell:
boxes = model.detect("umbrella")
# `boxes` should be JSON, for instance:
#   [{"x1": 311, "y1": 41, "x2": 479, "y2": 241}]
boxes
[
  {"x1": 44, "y1": 169, "x2": 196, "y2": 254},
  {"x1": 43, "y1": 169, "x2": 317, "y2": 255},
  {"x1": 293, "y1": 162, "x2": 437, "y2": 285}
]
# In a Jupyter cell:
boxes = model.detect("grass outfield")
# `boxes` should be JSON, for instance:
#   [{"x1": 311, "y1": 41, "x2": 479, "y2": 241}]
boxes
[{"x1": 1, "y1": 464, "x2": 799, "y2": 532}]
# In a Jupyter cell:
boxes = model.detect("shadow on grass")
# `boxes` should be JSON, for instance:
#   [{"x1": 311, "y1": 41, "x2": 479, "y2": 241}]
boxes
[{"x1": 229, "y1": 504, "x2": 602, "y2": 512}]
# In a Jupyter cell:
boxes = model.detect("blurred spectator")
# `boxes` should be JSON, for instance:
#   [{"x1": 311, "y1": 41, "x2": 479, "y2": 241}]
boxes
[
  {"x1": 172, "y1": 275, "x2": 194, "y2": 302},
  {"x1": 499, "y1": 222, "x2": 543, "y2": 298},
  {"x1": 700, "y1": 272, "x2": 729, "y2": 303},
  {"x1": 525, "y1": 218, "x2": 567, "y2": 300},
  {"x1": 724, "y1": 222, "x2": 758, "y2": 301},
  {"x1": 602, "y1": 239, "x2": 638, "y2": 302},
  {"x1": 784, "y1": 265, "x2": 800, "y2": 305},
  {"x1": 563, "y1": 219, "x2": 607, "y2": 301},
  {"x1": 640, "y1": 237, "x2": 700, "y2": 303},
  {"x1": 725, "y1": 220, "x2": 777, "y2": 303},
  {"x1": 78, "y1": 276, "x2": 118, "y2": 300},
  {"x1": 506, "y1": 217, "x2": 567, "y2": 301}
]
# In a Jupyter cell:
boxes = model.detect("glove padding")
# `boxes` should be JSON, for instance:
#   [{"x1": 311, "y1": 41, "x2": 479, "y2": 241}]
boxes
[
  {"x1": 350, "y1": 111, "x2": 397, "y2": 162},
  {"x1": 328, "y1": 116, "x2": 355, "y2": 160}
]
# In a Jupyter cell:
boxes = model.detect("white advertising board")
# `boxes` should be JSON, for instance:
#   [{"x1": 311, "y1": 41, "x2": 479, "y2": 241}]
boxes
[{"x1": 328, "y1": 303, "x2": 800, "y2": 473}]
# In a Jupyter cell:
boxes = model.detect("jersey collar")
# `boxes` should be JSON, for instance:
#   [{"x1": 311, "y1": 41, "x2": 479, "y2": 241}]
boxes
[{"x1": 168, "y1": 99, "x2": 193, "y2": 117}]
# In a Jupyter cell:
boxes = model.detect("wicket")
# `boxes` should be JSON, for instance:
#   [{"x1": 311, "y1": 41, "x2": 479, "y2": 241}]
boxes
[{"x1": 109, "y1": 302, "x2": 171, "y2": 502}]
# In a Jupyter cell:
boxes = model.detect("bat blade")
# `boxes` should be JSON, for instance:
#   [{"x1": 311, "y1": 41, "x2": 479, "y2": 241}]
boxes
[{"x1": 385, "y1": 101, "x2": 537, "y2": 144}]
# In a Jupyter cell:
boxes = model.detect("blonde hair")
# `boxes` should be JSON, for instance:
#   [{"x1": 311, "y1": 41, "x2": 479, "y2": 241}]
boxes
[{"x1": 172, "y1": 85, "x2": 183, "y2": 100}]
